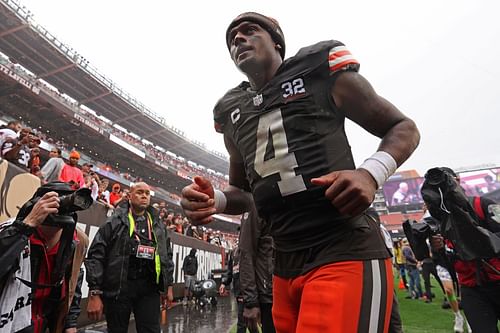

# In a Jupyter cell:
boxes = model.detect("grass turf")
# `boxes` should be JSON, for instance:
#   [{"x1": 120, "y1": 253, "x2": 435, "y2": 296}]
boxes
[{"x1": 395, "y1": 276, "x2": 458, "y2": 333}]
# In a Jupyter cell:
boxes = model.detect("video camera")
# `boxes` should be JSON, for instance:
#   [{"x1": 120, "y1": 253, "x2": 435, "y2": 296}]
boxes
[
  {"x1": 402, "y1": 216, "x2": 440, "y2": 261},
  {"x1": 419, "y1": 167, "x2": 500, "y2": 261},
  {"x1": 16, "y1": 182, "x2": 93, "y2": 228}
]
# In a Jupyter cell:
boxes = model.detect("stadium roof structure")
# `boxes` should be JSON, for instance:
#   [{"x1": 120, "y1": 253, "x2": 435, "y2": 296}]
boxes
[{"x1": 0, "y1": 0, "x2": 229, "y2": 173}]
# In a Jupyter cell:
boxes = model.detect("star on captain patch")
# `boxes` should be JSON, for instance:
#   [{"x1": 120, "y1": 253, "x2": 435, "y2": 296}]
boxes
[{"x1": 253, "y1": 94, "x2": 263, "y2": 106}]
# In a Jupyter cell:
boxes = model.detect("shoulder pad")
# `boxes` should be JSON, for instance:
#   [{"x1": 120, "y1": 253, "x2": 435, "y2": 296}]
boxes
[
  {"x1": 293, "y1": 40, "x2": 360, "y2": 75},
  {"x1": 213, "y1": 83, "x2": 247, "y2": 133}
]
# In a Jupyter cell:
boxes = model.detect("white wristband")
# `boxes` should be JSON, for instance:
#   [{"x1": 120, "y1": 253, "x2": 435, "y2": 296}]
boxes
[
  {"x1": 213, "y1": 190, "x2": 227, "y2": 213},
  {"x1": 358, "y1": 151, "x2": 397, "y2": 188}
]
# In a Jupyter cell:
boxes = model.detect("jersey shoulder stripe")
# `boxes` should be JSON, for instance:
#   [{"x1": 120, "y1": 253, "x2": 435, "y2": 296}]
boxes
[
  {"x1": 328, "y1": 45, "x2": 359, "y2": 73},
  {"x1": 293, "y1": 40, "x2": 360, "y2": 75}
]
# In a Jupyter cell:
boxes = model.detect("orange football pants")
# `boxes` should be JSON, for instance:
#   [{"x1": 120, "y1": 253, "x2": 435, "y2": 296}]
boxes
[{"x1": 272, "y1": 259, "x2": 393, "y2": 333}]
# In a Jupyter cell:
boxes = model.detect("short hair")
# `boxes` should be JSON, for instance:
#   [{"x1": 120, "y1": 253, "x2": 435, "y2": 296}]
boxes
[{"x1": 130, "y1": 182, "x2": 149, "y2": 193}]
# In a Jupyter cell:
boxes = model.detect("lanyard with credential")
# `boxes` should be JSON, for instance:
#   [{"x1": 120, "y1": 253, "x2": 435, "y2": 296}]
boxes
[{"x1": 128, "y1": 210, "x2": 152, "y2": 242}]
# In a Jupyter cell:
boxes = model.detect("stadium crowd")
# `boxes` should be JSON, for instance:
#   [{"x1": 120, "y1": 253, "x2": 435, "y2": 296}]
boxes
[
  {"x1": 0, "y1": 119, "x2": 238, "y2": 249},
  {"x1": 1, "y1": 49, "x2": 229, "y2": 191}
]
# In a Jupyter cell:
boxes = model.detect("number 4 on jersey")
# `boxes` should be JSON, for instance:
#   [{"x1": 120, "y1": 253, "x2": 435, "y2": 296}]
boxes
[{"x1": 253, "y1": 109, "x2": 306, "y2": 196}]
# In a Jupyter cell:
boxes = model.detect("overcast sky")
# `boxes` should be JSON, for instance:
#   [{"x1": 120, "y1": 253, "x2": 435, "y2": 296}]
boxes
[{"x1": 20, "y1": 0, "x2": 500, "y2": 176}]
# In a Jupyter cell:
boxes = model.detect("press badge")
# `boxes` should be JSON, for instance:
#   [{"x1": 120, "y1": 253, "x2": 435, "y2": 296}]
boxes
[{"x1": 136, "y1": 244, "x2": 155, "y2": 260}]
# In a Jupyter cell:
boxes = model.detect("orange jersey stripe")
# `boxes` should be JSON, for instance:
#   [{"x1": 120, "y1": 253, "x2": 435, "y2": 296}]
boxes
[{"x1": 328, "y1": 49, "x2": 352, "y2": 60}]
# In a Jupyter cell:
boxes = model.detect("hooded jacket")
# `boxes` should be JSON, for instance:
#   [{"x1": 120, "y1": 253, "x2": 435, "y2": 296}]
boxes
[{"x1": 182, "y1": 249, "x2": 198, "y2": 276}]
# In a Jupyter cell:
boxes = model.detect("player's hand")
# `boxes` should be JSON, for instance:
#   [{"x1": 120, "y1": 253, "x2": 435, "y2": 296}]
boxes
[
  {"x1": 430, "y1": 234, "x2": 444, "y2": 251},
  {"x1": 20, "y1": 135, "x2": 30, "y2": 145},
  {"x1": 180, "y1": 176, "x2": 217, "y2": 225},
  {"x1": 311, "y1": 169, "x2": 377, "y2": 216},
  {"x1": 87, "y1": 295, "x2": 104, "y2": 321},
  {"x1": 23, "y1": 192, "x2": 59, "y2": 227},
  {"x1": 167, "y1": 286, "x2": 174, "y2": 307},
  {"x1": 243, "y1": 306, "x2": 261, "y2": 331},
  {"x1": 160, "y1": 292, "x2": 169, "y2": 309}
]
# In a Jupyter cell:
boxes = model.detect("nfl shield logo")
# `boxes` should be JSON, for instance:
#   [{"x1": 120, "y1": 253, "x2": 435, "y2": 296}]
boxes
[{"x1": 253, "y1": 94, "x2": 263, "y2": 106}]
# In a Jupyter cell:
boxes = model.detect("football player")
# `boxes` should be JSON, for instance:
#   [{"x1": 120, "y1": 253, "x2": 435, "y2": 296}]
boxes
[{"x1": 181, "y1": 12, "x2": 420, "y2": 333}]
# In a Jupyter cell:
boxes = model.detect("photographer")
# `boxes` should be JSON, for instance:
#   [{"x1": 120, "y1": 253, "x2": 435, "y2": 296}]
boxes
[
  {"x1": 403, "y1": 215, "x2": 467, "y2": 332},
  {"x1": 423, "y1": 167, "x2": 500, "y2": 332},
  {"x1": 0, "y1": 182, "x2": 90, "y2": 333}
]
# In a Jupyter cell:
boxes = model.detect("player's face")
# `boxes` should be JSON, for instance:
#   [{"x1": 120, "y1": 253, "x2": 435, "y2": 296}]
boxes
[{"x1": 228, "y1": 21, "x2": 276, "y2": 72}]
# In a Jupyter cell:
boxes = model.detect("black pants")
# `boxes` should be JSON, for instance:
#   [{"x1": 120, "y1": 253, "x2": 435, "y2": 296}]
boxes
[
  {"x1": 260, "y1": 302, "x2": 276, "y2": 333},
  {"x1": 236, "y1": 301, "x2": 276, "y2": 333},
  {"x1": 104, "y1": 278, "x2": 160, "y2": 333},
  {"x1": 461, "y1": 284, "x2": 500, "y2": 333},
  {"x1": 421, "y1": 261, "x2": 444, "y2": 301},
  {"x1": 389, "y1": 289, "x2": 403, "y2": 333}
]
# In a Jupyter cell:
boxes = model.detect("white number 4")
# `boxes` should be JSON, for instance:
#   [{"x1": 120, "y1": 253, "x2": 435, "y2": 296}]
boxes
[{"x1": 253, "y1": 109, "x2": 306, "y2": 196}]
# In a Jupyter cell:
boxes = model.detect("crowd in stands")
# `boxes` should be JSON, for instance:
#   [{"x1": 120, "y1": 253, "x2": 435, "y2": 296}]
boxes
[
  {"x1": 0, "y1": 119, "x2": 237, "y2": 249},
  {"x1": 0, "y1": 53, "x2": 229, "y2": 190}
]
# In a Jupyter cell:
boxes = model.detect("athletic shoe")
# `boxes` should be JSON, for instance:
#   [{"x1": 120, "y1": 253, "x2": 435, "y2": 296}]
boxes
[{"x1": 454, "y1": 313, "x2": 464, "y2": 333}]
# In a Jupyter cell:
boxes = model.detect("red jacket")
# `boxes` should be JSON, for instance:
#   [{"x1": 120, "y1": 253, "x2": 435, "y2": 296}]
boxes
[
  {"x1": 448, "y1": 236, "x2": 500, "y2": 287},
  {"x1": 450, "y1": 196, "x2": 500, "y2": 287}
]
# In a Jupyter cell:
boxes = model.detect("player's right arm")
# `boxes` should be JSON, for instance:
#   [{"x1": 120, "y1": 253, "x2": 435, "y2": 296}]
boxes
[{"x1": 181, "y1": 134, "x2": 252, "y2": 224}]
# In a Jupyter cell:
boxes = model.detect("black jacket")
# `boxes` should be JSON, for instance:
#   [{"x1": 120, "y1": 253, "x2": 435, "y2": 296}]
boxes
[
  {"x1": 238, "y1": 200, "x2": 273, "y2": 308},
  {"x1": 0, "y1": 219, "x2": 85, "y2": 332},
  {"x1": 85, "y1": 203, "x2": 174, "y2": 298},
  {"x1": 222, "y1": 247, "x2": 241, "y2": 298},
  {"x1": 182, "y1": 250, "x2": 198, "y2": 276}
]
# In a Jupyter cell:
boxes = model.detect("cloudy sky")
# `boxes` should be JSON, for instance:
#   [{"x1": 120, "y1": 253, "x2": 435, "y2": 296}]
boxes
[{"x1": 20, "y1": 0, "x2": 500, "y2": 175}]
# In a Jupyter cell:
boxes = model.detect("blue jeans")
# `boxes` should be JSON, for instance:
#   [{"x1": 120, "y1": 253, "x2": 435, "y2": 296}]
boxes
[
  {"x1": 398, "y1": 264, "x2": 408, "y2": 288},
  {"x1": 407, "y1": 266, "x2": 423, "y2": 298}
]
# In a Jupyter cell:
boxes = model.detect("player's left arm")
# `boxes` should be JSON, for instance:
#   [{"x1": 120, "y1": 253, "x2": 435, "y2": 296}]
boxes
[
  {"x1": 332, "y1": 71, "x2": 420, "y2": 165},
  {"x1": 311, "y1": 71, "x2": 420, "y2": 216}
]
